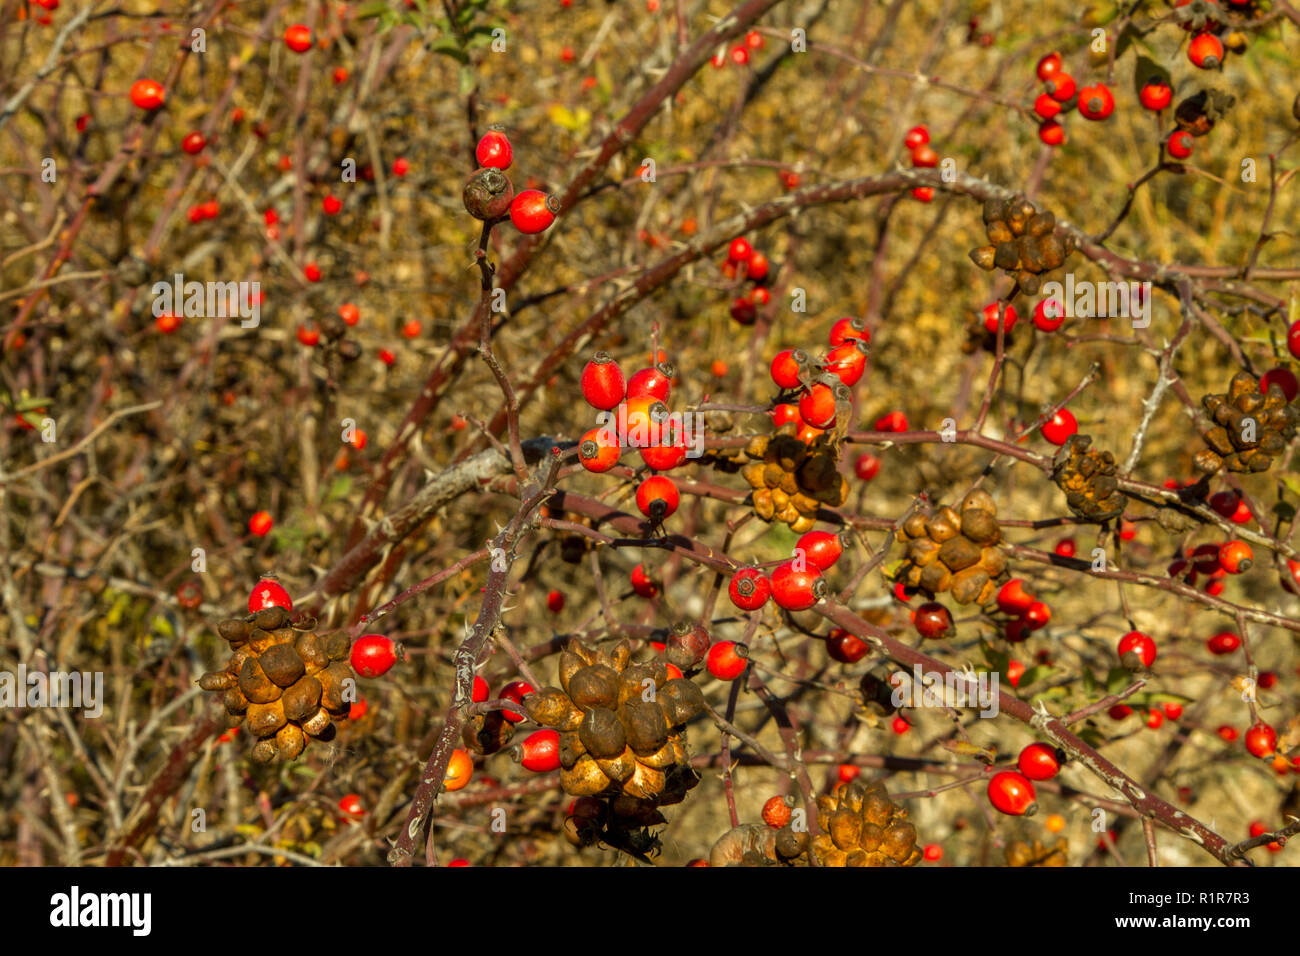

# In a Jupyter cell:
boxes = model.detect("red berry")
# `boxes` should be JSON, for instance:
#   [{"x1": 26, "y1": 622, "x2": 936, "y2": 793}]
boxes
[
  {"x1": 546, "y1": 589, "x2": 565, "y2": 613},
  {"x1": 799, "y1": 384, "x2": 838, "y2": 429},
  {"x1": 1167, "y1": 131, "x2": 1194, "y2": 159},
  {"x1": 626, "y1": 363, "x2": 673, "y2": 402},
  {"x1": 351, "y1": 634, "x2": 399, "y2": 678},
  {"x1": 475, "y1": 130, "x2": 513, "y2": 170},
  {"x1": 284, "y1": 24, "x2": 312, "y2": 53},
  {"x1": 761, "y1": 796, "x2": 791, "y2": 828},
  {"x1": 826, "y1": 628, "x2": 869, "y2": 663},
  {"x1": 640, "y1": 438, "x2": 687, "y2": 471},
  {"x1": 498, "y1": 681, "x2": 534, "y2": 722},
  {"x1": 1041, "y1": 408, "x2": 1078, "y2": 445},
  {"x1": 248, "y1": 578, "x2": 292, "y2": 613},
  {"x1": 1187, "y1": 32, "x2": 1223, "y2": 69},
  {"x1": 727, "y1": 237, "x2": 753, "y2": 262},
  {"x1": 771, "y1": 403, "x2": 801, "y2": 428},
  {"x1": 248, "y1": 511, "x2": 273, "y2": 536},
  {"x1": 743, "y1": 252, "x2": 769, "y2": 281},
  {"x1": 854, "y1": 453, "x2": 880, "y2": 481},
  {"x1": 729, "y1": 568, "x2": 771, "y2": 611},
  {"x1": 903, "y1": 125, "x2": 930, "y2": 149},
  {"x1": 1146, "y1": 708, "x2": 1165, "y2": 729},
  {"x1": 1162, "y1": 702, "x2": 1184, "y2": 720},
  {"x1": 770, "y1": 561, "x2": 826, "y2": 611},
  {"x1": 796, "y1": 530, "x2": 843, "y2": 571},
  {"x1": 1077, "y1": 83, "x2": 1114, "y2": 120},
  {"x1": 892, "y1": 715, "x2": 911, "y2": 735},
  {"x1": 1206, "y1": 631, "x2": 1241, "y2": 655},
  {"x1": 1035, "y1": 52, "x2": 1063, "y2": 81},
  {"x1": 910, "y1": 144, "x2": 939, "y2": 168},
  {"x1": 580, "y1": 352, "x2": 626, "y2": 409},
  {"x1": 987, "y1": 771, "x2": 1037, "y2": 816},
  {"x1": 729, "y1": 297, "x2": 757, "y2": 325},
  {"x1": 1261, "y1": 367, "x2": 1299, "y2": 401},
  {"x1": 911, "y1": 186, "x2": 935, "y2": 202},
  {"x1": 322, "y1": 194, "x2": 342, "y2": 215},
  {"x1": 1139, "y1": 79, "x2": 1172, "y2": 111},
  {"x1": 874, "y1": 410, "x2": 908, "y2": 432},
  {"x1": 1110, "y1": 704, "x2": 1134, "y2": 720},
  {"x1": 1033, "y1": 93, "x2": 1062, "y2": 120},
  {"x1": 1017, "y1": 743, "x2": 1061, "y2": 780},
  {"x1": 1218, "y1": 540, "x2": 1253, "y2": 574},
  {"x1": 912, "y1": 602, "x2": 953, "y2": 639},
  {"x1": 392, "y1": 157, "x2": 410, "y2": 177},
  {"x1": 630, "y1": 564, "x2": 658, "y2": 599},
  {"x1": 1055, "y1": 538, "x2": 1076, "y2": 557},
  {"x1": 982, "y1": 302, "x2": 1019, "y2": 334},
  {"x1": 577, "y1": 426, "x2": 621, "y2": 473},
  {"x1": 519, "y1": 729, "x2": 560, "y2": 772},
  {"x1": 296, "y1": 322, "x2": 321, "y2": 347},
  {"x1": 129, "y1": 79, "x2": 166, "y2": 110},
  {"x1": 1245, "y1": 722, "x2": 1278, "y2": 758},
  {"x1": 338, "y1": 794, "x2": 365, "y2": 818},
  {"x1": 745, "y1": 29, "x2": 765, "y2": 50},
  {"x1": 636, "y1": 475, "x2": 680, "y2": 520},
  {"x1": 1006, "y1": 659, "x2": 1026, "y2": 687},
  {"x1": 707, "y1": 641, "x2": 747, "y2": 680},
  {"x1": 1118, "y1": 630, "x2": 1157, "y2": 669},
  {"x1": 1046, "y1": 73, "x2": 1076, "y2": 102},
  {"x1": 826, "y1": 340, "x2": 870, "y2": 387},
  {"x1": 996, "y1": 579, "x2": 1035, "y2": 615},
  {"x1": 1038, "y1": 119, "x2": 1066, "y2": 146},
  {"x1": 348, "y1": 698, "x2": 369, "y2": 720},
  {"x1": 473, "y1": 676, "x2": 489, "y2": 703},
  {"x1": 1033, "y1": 298, "x2": 1065, "y2": 332},
  {"x1": 155, "y1": 312, "x2": 181, "y2": 333},
  {"x1": 509, "y1": 190, "x2": 557, "y2": 233},
  {"x1": 303, "y1": 262, "x2": 322, "y2": 282},
  {"x1": 181, "y1": 131, "x2": 206, "y2": 154},
  {"x1": 1023, "y1": 600, "x2": 1051, "y2": 631},
  {"x1": 828, "y1": 316, "x2": 870, "y2": 346},
  {"x1": 770, "y1": 349, "x2": 808, "y2": 390}
]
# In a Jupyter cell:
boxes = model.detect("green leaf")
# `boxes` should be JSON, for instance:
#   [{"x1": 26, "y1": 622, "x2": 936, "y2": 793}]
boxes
[
  {"x1": 1017, "y1": 665, "x2": 1055, "y2": 689},
  {"x1": 15, "y1": 395, "x2": 52, "y2": 411},
  {"x1": 355, "y1": 1, "x2": 392, "y2": 20},
  {"x1": 326, "y1": 476, "x2": 353, "y2": 503},
  {"x1": 431, "y1": 36, "x2": 468, "y2": 63},
  {"x1": 1279, "y1": 472, "x2": 1300, "y2": 501}
]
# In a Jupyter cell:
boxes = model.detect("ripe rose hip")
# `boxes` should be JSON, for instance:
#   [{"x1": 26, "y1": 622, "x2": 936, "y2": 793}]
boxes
[
  {"x1": 339, "y1": 303, "x2": 361, "y2": 326},
  {"x1": 129, "y1": 78, "x2": 166, "y2": 110},
  {"x1": 1035, "y1": 51, "x2": 1062, "y2": 81},
  {"x1": 743, "y1": 252, "x2": 770, "y2": 281},
  {"x1": 1055, "y1": 538, "x2": 1076, "y2": 557},
  {"x1": 1118, "y1": 630, "x2": 1157, "y2": 669},
  {"x1": 1038, "y1": 120, "x2": 1066, "y2": 146},
  {"x1": 1162, "y1": 702, "x2": 1183, "y2": 720},
  {"x1": 248, "y1": 577, "x2": 292, "y2": 613},
  {"x1": 913, "y1": 602, "x2": 953, "y2": 639},
  {"x1": 636, "y1": 475, "x2": 680, "y2": 520},
  {"x1": 796, "y1": 530, "x2": 844, "y2": 571},
  {"x1": 546, "y1": 589, "x2": 565, "y2": 613},
  {"x1": 911, "y1": 144, "x2": 939, "y2": 168},
  {"x1": 982, "y1": 302, "x2": 1018, "y2": 334},
  {"x1": 498, "y1": 680, "x2": 534, "y2": 722},
  {"x1": 444, "y1": 749, "x2": 474, "y2": 791},
  {"x1": 911, "y1": 186, "x2": 934, "y2": 202},
  {"x1": 854, "y1": 453, "x2": 880, "y2": 481},
  {"x1": 727, "y1": 237, "x2": 753, "y2": 262},
  {"x1": 799, "y1": 383, "x2": 839, "y2": 429},
  {"x1": 181, "y1": 131, "x2": 206, "y2": 154},
  {"x1": 1187, "y1": 31, "x2": 1222, "y2": 68},
  {"x1": 1245, "y1": 722, "x2": 1277, "y2": 758},
  {"x1": 903, "y1": 125, "x2": 929, "y2": 150},
  {"x1": 338, "y1": 794, "x2": 365, "y2": 818},
  {"x1": 577, "y1": 426, "x2": 620, "y2": 473},
  {"x1": 730, "y1": 297, "x2": 757, "y2": 324},
  {"x1": 770, "y1": 349, "x2": 808, "y2": 390},
  {"x1": 284, "y1": 24, "x2": 312, "y2": 53},
  {"x1": 729, "y1": 568, "x2": 771, "y2": 611},
  {"x1": 1206, "y1": 632, "x2": 1240, "y2": 655},
  {"x1": 1033, "y1": 93, "x2": 1062, "y2": 120},
  {"x1": 472, "y1": 676, "x2": 489, "y2": 703},
  {"x1": 770, "y1": 561, "x2": 826, "y2": 610},
  {"x1": 828, "y1": 316, "x2": 870, "y2": 346},
  {"x1": 826, "y1": 628, "x2": 869, "y2": 663},
  {"x1": 1260, "y1": 367, "x2": 1299, "y2": 401},
  {"x1": 1033, "y1": 298, "x2": 1065, "y2": 332},
  {"x1": 519, "y1": 729, "x2": 560, "y2": 772},
  {"x1": 580, "y1": 351, "x2": 626, "y2": 410},
  {"x1": 351, "y1": 635, "x2": 400, "y2": 678},
  {"x1": 761, "y1": 796, "x2": 792, "y2": 829},
  {"x1": 322, "y1": 194, "x2": 342, "y2": 215},
  {"x1": 892, "y1": 715, "x2": 911, "y2": 734},
  {"x1": 475, "y1": 129, "x2": 513, "y2": 170},
  {"x1": 826, "y1": 340, "x2": 870, "y2": 387},
  {"x1": 996, "y1": 579, "x2": 1035, "y2": 615},
  {"x1": 248, "y1": 510, "x2": 274, "y2": 536},
  {"x1": 1167, "y1": 131, "x2": 1194, "y2": 159},
  {"x1": 630, "y1": 564, "x2": 658, "y2": 598},
  {"x1": 1023, "y1": 600, "x2": 1051, "y2": 631},
  {"x1": 627, "y1": 362, "x2": 673, "y2": 402},
  {"x1": 1218, "y1": 540, "x2": 1252, "y2": 574},
  {"x1": 1077, "y1": 83, "x2": 1114, "y2": 120},
  {"x1": 987, "y1": 771, "x2": 1037, "y2": 816},
  {"x1": 1046, "y1": 72, "x2": 1076, "y2": 101},
  {"x1": 1017, "y1": 743, "x2": 1061, "y2": 780},
  {"x1": 875, "y1": 410, "x2": 908, "y2": 432},
  {"x1": 1139, "y1": 78, "x2": 1172, "y2": 111},
  {"x1": 707, "y1": 641, "x2": 748, "y2": 680},
  {"x1": 1041, "y1": 408, "x2": 1078, "y2": 445}
]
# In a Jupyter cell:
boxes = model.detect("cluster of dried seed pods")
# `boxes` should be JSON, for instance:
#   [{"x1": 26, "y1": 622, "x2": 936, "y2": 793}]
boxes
[
  {"x1": 740, "y1": 424, "x2": 848, "y2": 533},
  {"x1": 525, "y1": 639, "x2": 704, "y2": 805},
  {"x1": 708, "y1": 822, "x2": 811, "y2": 867},
  {"x1": 200, "y1": 606, "x2": 354, "y2": 763},
  {"x1": 894, "y1": 489, "x2": 1008, "y2": 606},
  {"x1": 811, "y1": 779, "x2": 922, "y2": 867},
  {"x1": 1005, "y1": 837, "x2": 1069, "y2": 867},
  {"x1": 1051, "y1": 434, "x2": 1127, "y2": 520},
  {"x1": 1194, "y1": 371, "x2": 1297, "y2": 475},
  {"x1": 968, "y1": 195, "x2": 1070, "y2": 295}
]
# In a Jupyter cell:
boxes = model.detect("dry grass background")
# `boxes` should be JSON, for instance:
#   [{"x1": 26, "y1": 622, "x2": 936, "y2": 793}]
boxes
[{"x1": 1, "y1": 0, "x2": 1298, "y2": 866}]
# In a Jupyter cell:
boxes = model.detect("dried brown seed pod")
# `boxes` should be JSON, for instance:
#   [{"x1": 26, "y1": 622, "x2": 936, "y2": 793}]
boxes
[
  {"x1": 239, "y1": 657, "x2": 282, "y2": 704},
  {"x1": 252, "y1": 606, "x2": 289, "y2": 631},
  {"x1": 620, "y1": 700, "x2": 670, "y2": 756},
  {"x1": 218, "y1": 619, "x2": 251, "y2": 644},
  {"x1": 199, "y1": 671, "x2": 237, "y2": 692},
  {"x1": 246, "y1": 699, "x2": 287, "y2": 738},
  {"x1": 276, "y1": 722, "x2": 307, "y2": 760},
  {"x1": 657, "y1": 678, "x2": 706, "y2": 726},
  {"x1": 970, "y1": 246, "x2": 997, "y2": 270},
  {"x1": 561, "y1": 756, "x2": 612, "y2": 797},
  {"x1": 568, "y1": 664, "x2": 622, "y2": 710},
  {"x1": 579, "y1": 707, "x2": 627, "y2": 759},
  {"x1": 596, "y1": 747, "x2": 638, "y2": 784},
  {"x1": 938, "y1": 535, "x2": 982, "y2": 572},
  {"x1": 281, "y1": 675, "x2": 323, "y2": 722},
  {"x1": 258, "y1": 643, "x2": 305, "y2": 687}
]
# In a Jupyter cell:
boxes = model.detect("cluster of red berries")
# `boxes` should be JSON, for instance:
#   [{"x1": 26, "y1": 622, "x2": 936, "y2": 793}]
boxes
[
  {"x1": 994, "y1": 579, "x2": 1052, "y2": 642},
  {"x1": 710, "y1": 29, "x2": 765, "y2": 68},
  {"x1": 1031, "y1": 52, "x2": 1114, "y2": 146},
  {"x1": 463, "y1": 129, "x2": 558, "y2": 235},
  {"x1": 1167, "y1": 539, "x2": 1252, "y2": 597},
  {"x1": 987, "y1": 742, "x2": 1064, "y2": 817},
  {"x1": 725, "y1": 530, "x2": 844, "y2": 629},
  {"x1": 577, "y1": 350, "x2": 688, "y2": 524},
  {"x1": 903, "y1": 125, "x2": 937, "y2": 202},
  {"x1": 771, "y1": 317, "x2": 869, "y2": 430},
  {"x1": 724, "y1": 237, "x2": 772, "y2": 325}
]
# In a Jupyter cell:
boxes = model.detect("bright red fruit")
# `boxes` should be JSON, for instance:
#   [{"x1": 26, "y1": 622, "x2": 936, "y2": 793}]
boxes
[
  {"x1": 473, "y1": 676, "x2": 489, "y2": 703},
  {"x1": 826, "y1": 628, "x2": 869, "y2": 663},
  {"x1": 707, "y1": 641, "x2": 748, "y2": 680},
  {"x1": 913, "y1": 602, "x2": 953, "y2": 639},
  {"x1": 630, "y1": 564, "x2": 658, "y2": 598},
  {"x1": 1261, "y1": 367, "x2": 1299, "y2": 401},
  {"x1": 770, "y1": 561, "x2": 826, "y2": 611},
  {"x1": 498, "y1": 681, "x2": 534, "y2": 722},
  {"x1": 874, "y1": 410, "x2": 908, "y2": 432},
  {"x1": 284, "y1": 24, "x2": 312, "y2": 53},
  {"x1": 1038, "y1": 120, "x2": 1066, "y2": 146},
  {"x1": 982, "y1": 302, "x2": 1018, "y2": 334},
  {"x1": 1041, "y1": 409, "x2": 1078, "y2": 445},
  {"x1": 1046, "y1": 73, "x2": 1076, "y2": 101},
  {"x1": 1033, "y1": 298, "x2": 1065, "y2": 332},
  {"x1": 828, "y1": 316, "x2": 870, "y2": 346},
  {"x1": 799, "y1": 383, "x2": 838, "y2": 429},
  {"x1": 248, "y1": 577, "x2": 292, "y2": 613},
  {"x1": 770, "y1": 349, "x2": 807, "y2": 390},
  {"x1": 248, "y1": 511, "x2": 273, "y2": 536},
  {"x1": 520, "y1": 729, "x2": 560, "y2": 772},
  {"x1": 1167, "y1": 131, "x2": 1194, "y2": 159},
  {"x1": 322, "y1": 195, "x2": 342, "y2": 215},
  {"x1": 826, "y1": 340, "x2": 870, "y2": 387},
  {"x1": 181, "y1": 131, "x2": 206, "y2": 154},
  {"x1": 1218, "y1": 540, "x2": 1252, "y2": 574},
  {"x1": 1033, "y1": 93, "x2": 1062, "y2": 120},
  {"x1": 1118, "y1": 631, "x2": 1157, "y2": 669},
  {"x1": 1035, "y1": 52, "x2": 1063, "y2": 81},
  {"x1": 1077, "y1": 83, "x2": 1114, "y2": 120},
  {"x1": 129, "y1": 79, "x2": 166, "y2": 110},
  {"x1": 580, "y1": 352, "x2": 626, "y2": 409},
  {"x1": 1139, "y1": 79, "x2": 1172, "y2": 111},
  {"x1": 351, "y1": 634, "x2": 399, "y2": 678},
  {"x1": 903, "y1": 125, "x2": 929, "y2": 149},
  {"x1": 1017, "y1": 743, "x2": 1061, "y2": 780},
  {"x1": 727, "y1": 237, "x2": 753, "y2": 262},
  {"x1": 729, "y1": 568, "x2": 771, "y2": 611},
  {"x1": 475, "y1": 130, "x2": 513, "y2": 170},
  {"x1": 987, "y1": 771, "x2": 1037, "y2": 816},
  {"x1": 636, "y1": 475, "x2": 680, "y2": 520},
  {"x1": 509, "y1": 190, "x2": 557, "y2": 233},
  {"x1": 547, "y1": 589, "x2": 565, "y2": 613},
  {"x1": 577, "y1": 426, "x2": 620, "y2": 473},
  {"x1": 854, "y1": 453, "x2": 880, "y2": 481},
  {"x1": 338, "y1": 794, "x2": 365, "y2": 818},
  {"x1": 1245, "y1": 723, "x2": 1277, "y2": 758},
  {"x1": 796, "y1": 530, "x2": 843, "y2": 571},
  {"x1": 996, "y1": 579, "x2": 1035, "y2": 615},
  {"x1": 1206, "y1": 632, "x2": 1241, "y2": 655},
  {"x1": 1187, "y1": 31, "x2": 1223, "y2": 69},
  {"x1": 626, "y1": 363, "x2": 673, "y2": 402}
]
